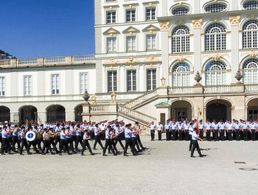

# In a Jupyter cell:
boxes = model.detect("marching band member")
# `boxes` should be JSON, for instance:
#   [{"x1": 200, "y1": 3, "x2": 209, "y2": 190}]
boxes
[
  {"x1": 134, "y1": 122, "x2": 145, "y2": 151},
  {"x1": 42, "y1": 128, "x2": 52, "y2": 155},
  {"x1": 103, "y1": 126, "x2": 117, "y2": 156},
  {"x1": 124, "y1": 124, "x2": 137, "y2": 156},
  {"x1": 113, "y1": 123, "x2": 124, "y2": 150},
  {"x1": 81, "y1": 130, "x2": 94, "y2": 156},
  {"x1": 18, "y1": 126, "x2": 30, "y2": 155},
  {"x1": 93, "y1": 124, "x2": 104, "y2": 150},
  {"x1": 1, "y1": 126, "x2": 11, "y2": 155}
]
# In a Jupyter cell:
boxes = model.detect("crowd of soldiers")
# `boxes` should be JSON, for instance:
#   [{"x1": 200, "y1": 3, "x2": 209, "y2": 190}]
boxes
[
  {"x1": 150, "y1": 119, "x2": 258, "y2": 141},
  {"x1": 0, "y1": 120, "x2": 146, "y2": 156}
]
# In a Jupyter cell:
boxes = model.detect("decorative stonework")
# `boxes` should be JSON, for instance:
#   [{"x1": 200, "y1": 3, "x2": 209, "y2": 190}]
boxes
[
  {"x1": 229, "y1": 16, "x2": 240, "y2": 25},
  {"x1": 194, "y1": 71, "x2": 202, "y2": 83},
  {"x1": 111, "y1": 91, "x2": 117, "y2": 103},
  {"x1": 192, "y1": 19, "x2": 203, "y2": 29},
  {"x1": 249, "y1": 50, "x2": 258, "y2": 58},
  {"x1": 212, "y1": 53, "x2": 222, "y2": 61},
  {"x1": 90, "y1": 95, "x2": 97, "y2": 105},
  {"x1": 177, "y1": 55, "x2": 185, "y2": 63},
  {"x1": 235, "y1": 70, "x2": 243, "y2": 82},
  {"x1": 159, "y1": 21, "x2": 170, "y2": 31}
]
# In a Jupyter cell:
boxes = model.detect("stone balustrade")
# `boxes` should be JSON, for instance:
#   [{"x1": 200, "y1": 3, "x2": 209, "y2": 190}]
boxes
[{"x1": 0, "y1": 55, "x2": 95, "y2": 68}]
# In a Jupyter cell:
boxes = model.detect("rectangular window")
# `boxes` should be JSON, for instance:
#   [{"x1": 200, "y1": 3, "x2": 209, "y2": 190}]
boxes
[
  {"x1": 127, "y1": 70, "x2": 136, "y2": 92},
  {"x1": 126, "y1": 36, "x2": 136, "y2": 52},
  {"x1": 146, "y1": 34, "x2": 156, "y2": 50},
  {"x1": 0, "y1": 77, "x2": 5, "y2": 96},
  {"x1": 106, "y1": 11, "x2": 116, "y2": 24},
  {"x1": 106, "y1": 37, "x2": 116, "y2": 53},
  {"x1": 51, "y1": 74, "x2": 60, "y2": 95},
  {"x1": 24, "y1": 75, "x2": 32, "y2": 96},
  {"x1": 146, "y1": 7, "x2": 156, "y2": 21},
  {"x1": 80, "y1": 73, "x2": 88, "y2": 94},
  {"x1": 107, "y1": 71, "x2": 117, "y2": 92},
  {"x1": 126, "y1": 9, "x2": 136, "y2": 22},
  {"x1": 147, "y1": 69, "x2": 156, "y2": 91}
]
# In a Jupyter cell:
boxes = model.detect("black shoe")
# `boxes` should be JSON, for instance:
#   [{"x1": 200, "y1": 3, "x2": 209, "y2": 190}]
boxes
[
  {"x1": 191, "y1": 156, "x2": 195, "y2": 158},
  {"x1": 103, "y1": 154, "x2": 107, "y2": 156},
  {"x1": 91, "y1": 153, "x2": 95, "y2": 155}
]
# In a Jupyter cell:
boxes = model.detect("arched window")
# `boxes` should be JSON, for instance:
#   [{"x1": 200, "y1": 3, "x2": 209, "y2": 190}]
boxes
[
  {"x1": 204, "y1": 2, "x2": 227, "y2": 13},
  {"x1": 172, "y1": 26, "x2": 190, "y2": 53},
  {"x1": 205, "y1": 23, "x2": 226, "y2": 51},
  {"x1": 205, "y1": 61, "x2": 226, "y2": 86},
  {"x1": 242, "y1": 20, "x2": 258, "y2": 49},
  {"x1": 243, "y1": 59, "x2": 258, "y2": 84},
  {"x1": 172, "y1": 63, "x2": 190, "y2": 87},
  {"x1": 172, "y1": 6, "x2": 189, "y2": 16},
  {"x1": 243, "y1": 0, "x2": 258, "y2": 10}
]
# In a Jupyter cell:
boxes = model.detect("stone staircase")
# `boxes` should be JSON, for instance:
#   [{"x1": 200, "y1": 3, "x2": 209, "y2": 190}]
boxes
[
  {"x1": 124, "y1": 87, "x2": 167, "y2": 110},
  {"x1": 117, "y1": 105, "x2": 156, "y2": 127}
]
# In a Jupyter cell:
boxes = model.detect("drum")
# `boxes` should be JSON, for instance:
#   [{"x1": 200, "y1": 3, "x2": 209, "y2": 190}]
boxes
[{"x1": 26, "y1": 131, "x2": 36, "y2": 142}]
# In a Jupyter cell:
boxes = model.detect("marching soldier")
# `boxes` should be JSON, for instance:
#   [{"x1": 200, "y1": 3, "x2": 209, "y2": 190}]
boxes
[
  {"x1": 103, "y1": 126, "x2": 117, "y2": 156},
  {"x1": 93, "y1": 124, "x2": 104, "y2": 150}
]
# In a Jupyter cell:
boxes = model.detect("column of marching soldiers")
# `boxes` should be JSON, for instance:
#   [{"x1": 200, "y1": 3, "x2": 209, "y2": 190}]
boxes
[
  {"x1": 0, "y1": 120, "x2": 146, "y2": 156},
  {"x1": 150, "y1": 119, "x2": 258, "y2": 141}
]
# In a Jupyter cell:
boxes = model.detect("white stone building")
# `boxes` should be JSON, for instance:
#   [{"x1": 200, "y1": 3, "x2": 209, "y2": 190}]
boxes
[{"x1": 1, "y1": 0, "x2": 258, "y2": 126}]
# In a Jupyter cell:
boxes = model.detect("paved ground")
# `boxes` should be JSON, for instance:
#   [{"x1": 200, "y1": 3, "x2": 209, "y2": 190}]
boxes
[{"x1": 0, "y1": 136, "x2": 258, "y2": 195}]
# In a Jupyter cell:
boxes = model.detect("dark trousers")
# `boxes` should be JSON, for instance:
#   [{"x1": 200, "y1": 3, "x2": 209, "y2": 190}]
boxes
[
  {"x1": 165, "y1": 129, "x2": 170, "y2": 141},
  {"x1": 220, "y1": 130, "x2": 225, "y2": 141},
  {"x1": 190, "y1": 140, "x2": 202, "y2": 157},
  {"x1": 172, "y1": 130, "x2": 178, "y2": 140},
  {"x1": 114, "y1": 136, "x2": 125, "y2": 150},
  {"x1": 124, "y1": 138, "x2": 136, "y2": 155},
  {"x1": 150, "y1": 130, "x2": 155, "y2": 141},
  {"x1": 184, "y1": 130, "x2": 189, "y2": 140},
  {"x1": 243, "y1": 129, "x2": 248, "y2": 141},
  {"x1": 50, "y1": 138, "x2": 58, "y2": 153},
  {"x1": 136, "y1": 134, "x2": 144, "y2": 150},
  {"x1": 227, "y1": 130, "x2": 233, "y2": 141},
  {"x1": 158, "y1": 131, "x2": 162, "y2": 141},
  {"x1": 199, "y1": 129, "x2": 204, "y2": 139},
  {"x1": 1, "y1": 138, "x2": 11, "y2": 154},
  {"x1": 42, "y1": 140, "x2": 52, "y2": 154},
  {"x1": 178, "y1": 130, "x2": 183, "y2": 140},
  {"x1": 12, "y1": 136, "x2": 20, "y2": 152},
  {"x1": 59, "y1": 139, "x2": 68, "y2": 154},
  {"x1": 103, "y1": 139, "x2": 116, "y2": 155},
  {"x1": 132, "y1": 137, "x2": 141, "y2": 152},
  {"x1": 206, "y1": 130, "x2": 211, "y2": 141},
  {"x1": 20, "y1": 138, "x2": 29, "y2": 154},
  {"x1": 93, "y1": 135, "x2": 104, "y2": 149},
  {"x1": 75, "y1": 136, "x2": 83, "y2": 151},
  {"x1": 28, "y1": 141, "x2": 40, "y2": 153},
  {"x1": 251, "y1": 130, "x2": 256, "y2": 141},
  {"x1": 81, "y1": 140, "x2": 93, "y2": 155},
  {"x1": 213, "y1": 130, "x2": 218, "y2": 141},
  {"x1": 235, "y1": 130, "x2": 240, "y2": 141}
]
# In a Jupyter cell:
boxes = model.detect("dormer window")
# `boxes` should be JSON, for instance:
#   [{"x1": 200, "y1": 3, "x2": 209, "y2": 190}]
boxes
[
  {"x1": 204, "y1": 2, "x2": 227, "y2": 13},
  {"x1": 172, "y1": 6, "x2": 189, "y2": 16}
]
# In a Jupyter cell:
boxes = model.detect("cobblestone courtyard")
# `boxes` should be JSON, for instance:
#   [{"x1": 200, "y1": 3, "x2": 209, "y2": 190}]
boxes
[{"x1": 1, "y1": 135, "x2": 258, "y2": 195}]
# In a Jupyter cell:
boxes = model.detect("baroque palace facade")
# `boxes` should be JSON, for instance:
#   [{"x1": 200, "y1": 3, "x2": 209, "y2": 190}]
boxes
[{"x1": 1, "y1": 0, "x2": 258, "y2": 126}]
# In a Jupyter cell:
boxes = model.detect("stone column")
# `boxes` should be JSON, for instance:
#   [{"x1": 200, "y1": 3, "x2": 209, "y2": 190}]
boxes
[
  {"x1": 229, "y1": 16, "x2": 241, "y2": 84},
  {"x1": 192, "y1": 19, "x2": 203, "y2": 82},
  {"x1": 159, "y1": 21, "x2": 171, "y2": 86}
]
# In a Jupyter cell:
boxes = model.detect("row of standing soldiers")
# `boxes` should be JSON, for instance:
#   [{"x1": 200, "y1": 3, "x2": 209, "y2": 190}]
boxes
[
  {"x1": 150, "y1": 119, "x2": 258, "y2": 141},
  {"x1": 0, "y1": 121, "x2": 146, "y2": 156}
]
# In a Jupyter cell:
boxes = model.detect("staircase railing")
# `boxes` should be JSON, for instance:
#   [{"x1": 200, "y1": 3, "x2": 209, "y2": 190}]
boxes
[{"x1": 117, "y1": 105, "x2": 156, "y2": 126}]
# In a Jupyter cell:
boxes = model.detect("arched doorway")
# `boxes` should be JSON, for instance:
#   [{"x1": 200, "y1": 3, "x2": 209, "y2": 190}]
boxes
[
  {"x1": 0, "y1": 106, "x2": 10, "y2": 122},
  {"x1": 171, "y1": 100, "x2": 192, "y2": 121},
  {"x1": 74, "y1": 105, "x2": 83, "y2": 122},
  {"x1": 46, "y1": 105, "x2": 65, "y2": 122},
  {"x1": 19, "y1": 105, "x2": 37, "y2": 123},
  {"x1": 206, "y1": 100, "x2": 231, "y2": 122},
  {"x1": 247, "y1": 98, "x2": 258, "y2": 121}
]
